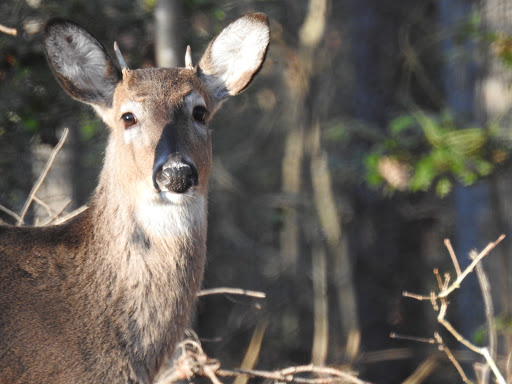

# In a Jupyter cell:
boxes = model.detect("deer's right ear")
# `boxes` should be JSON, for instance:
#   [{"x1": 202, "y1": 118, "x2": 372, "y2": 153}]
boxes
[
  {"x1": 198, "y1": 13, "x2": 270, "y2": 103},
  {"x1": 44, "y1": 19, "x2": 121, "y2": 108}
]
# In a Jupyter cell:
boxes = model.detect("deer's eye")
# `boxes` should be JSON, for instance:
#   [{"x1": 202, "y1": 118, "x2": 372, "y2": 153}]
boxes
[
  {"x1": 192, "y1": 106, "x2": 208, "y2": 124},
  {"x1": 121, "y1": 112, "x2": 137, "y2": 129}
]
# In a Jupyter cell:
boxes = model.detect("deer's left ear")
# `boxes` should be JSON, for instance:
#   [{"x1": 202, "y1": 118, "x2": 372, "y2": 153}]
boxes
[
  {"x1": 198, "y1": 13, "x2": 270, "y2": 102},
  {"x1": 44, "y1": 19, "x2": 121, "y2": 108}
]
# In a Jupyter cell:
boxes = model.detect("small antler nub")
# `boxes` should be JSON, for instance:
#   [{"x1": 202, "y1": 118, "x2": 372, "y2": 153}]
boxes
[
  {"x1": 114, "y1": 41, "x2": 129, "y2": 74},
  {"x1": 185, "y1": 45, "x2": 193, "y2": 69}
]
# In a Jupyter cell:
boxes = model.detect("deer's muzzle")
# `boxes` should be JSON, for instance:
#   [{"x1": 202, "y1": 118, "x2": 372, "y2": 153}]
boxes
[{"x1": 154, "y1": 158, "x2": 198, "y2": 194}]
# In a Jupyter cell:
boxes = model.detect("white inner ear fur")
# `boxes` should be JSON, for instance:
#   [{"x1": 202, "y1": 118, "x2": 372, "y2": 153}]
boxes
[
  {"x1": 208, "y1": 17, "x2": 269, "y2": 94},
  {"x1": 54, "y1": 29, "x2": 116, "y2": 98}
]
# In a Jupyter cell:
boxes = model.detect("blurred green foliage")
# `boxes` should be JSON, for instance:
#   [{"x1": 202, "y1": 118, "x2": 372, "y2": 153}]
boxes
[
  {"x1": 472, "y1": 315, "x2": 512, "y2": 347},
  {"x1": 360, "y1": 9, "x2": 512, "y2": 198},
  {"x1": 365, "y1": 111, "x2": 505, "y2": 197},
  {"x1": 455, "y1": 10, "x2": 512, "y2": 70}
]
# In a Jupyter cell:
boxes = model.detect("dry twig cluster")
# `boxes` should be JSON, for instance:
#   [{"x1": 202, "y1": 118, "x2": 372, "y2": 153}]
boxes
[
  {"x1": 395, "y1": 235, "x2": 507, "y2": 384},
  {"x1": 0, "y1": 129, "x2": 86, "y2": 226},
  {"x1": 156, "y1": 337, "x2": 371, "y2": 384}
]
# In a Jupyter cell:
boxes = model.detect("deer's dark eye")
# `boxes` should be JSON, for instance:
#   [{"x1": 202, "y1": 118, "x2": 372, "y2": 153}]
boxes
[
  {"x1": 193, "y1": 106, "x2": 208, "y2": 124},
  {"x1": 121, "y1": 112, "x2": 137, "y2": 129}
]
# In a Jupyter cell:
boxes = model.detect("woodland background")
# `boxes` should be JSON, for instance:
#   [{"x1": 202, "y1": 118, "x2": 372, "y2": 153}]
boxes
[{"x1": 2, "y1": 0, "x2": 512, "y2": 383}]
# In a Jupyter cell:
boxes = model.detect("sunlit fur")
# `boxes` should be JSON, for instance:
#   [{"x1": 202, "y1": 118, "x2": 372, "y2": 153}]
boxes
[{"x1": 0, "y1": 14, "x2": 269, "y2": 384}]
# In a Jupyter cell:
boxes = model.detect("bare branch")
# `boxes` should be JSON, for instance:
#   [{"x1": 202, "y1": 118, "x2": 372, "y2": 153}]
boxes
[
  {"x1": 0, "y1": 24, "x2": 17, "y2": 36},
  {"x1": 434, "y1": 333, "x2": 473, "y2": 384},
  {"x1": 390, "y1": 332, "x2": 435, "y2": 344},
  {"x1": 401, "y1": 236, "x2": 507, "y2": 384},
  {"x1": 506, "y1": 353, "x2": 512, "y2": 383},
  {"x1": 434, "y1": 268, "x2": 444, "y2": 290},
  {"x1": 223, "y1": 366, "x2": 371, "y2": 384},
  {"x1": 17, "y1": 128, "x2": 69, "y2": 225},
  {"x1": 203, "y1": 365, "x2": 224, "y2": 384},
  {"x1": 39, "y1": 199, "x2": 72, "y2": 226},
  {"x1": 197, "y1": 287, "x2": 266, "y2": 298},
  {"x1": 402, "y1": 356, "x2": 438, "y2": 384},
  {"x1": 402, "y1": 291, "x2": 431, "y2": 301},
  {"x1": 442, "y1": 273, "x2": 451, "y2": 291},
  {"x1": 445, "y1": 238, "x2": 462, "y2": 277},
  {"x1": 474, "y1": 249, "x2": 496, "y2": 384},
  {"x1": 157, "y1": 338, "x2": 371, "y2": 384},
  {"x1": 438, "y1": 234, "x2": 506, "y2": 298},
  {"x1": 234, "y1": 320, "x2": 267, "y2": 384},
  {"x1": 481, "y1": 348, "x2": 506, "y2": 384},
  {"x1": 52, "y1": 205, "x2": 88, "y2": 225},
  {"x1": 0, "y1": 204, "x2": 21, "y2": 223},
  {"x1": 33, "y1": 195, "x2": 53, "y2": 219}
]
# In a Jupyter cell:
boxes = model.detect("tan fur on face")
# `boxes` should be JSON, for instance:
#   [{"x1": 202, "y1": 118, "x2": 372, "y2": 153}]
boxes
[{"x1": 102, "y1": 69, "x2": 213, "y2": 204}]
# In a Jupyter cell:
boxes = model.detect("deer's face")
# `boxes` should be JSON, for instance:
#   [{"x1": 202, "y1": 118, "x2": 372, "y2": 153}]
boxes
[
  {"x1": 109, "y1": 69, "x2": 213, "y2": 204},
  {"x1": 43, "y1": 14, "x2": 269, "y2": 211}
]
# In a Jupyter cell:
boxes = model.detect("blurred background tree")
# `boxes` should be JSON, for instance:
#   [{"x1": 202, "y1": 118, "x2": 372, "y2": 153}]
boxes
[{"x1": 3, "y1": 0, "x2": 512, "y2": 382}]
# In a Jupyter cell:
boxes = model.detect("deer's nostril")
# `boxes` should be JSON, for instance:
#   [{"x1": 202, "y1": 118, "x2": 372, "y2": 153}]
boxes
[{"x1": 156, "y1": 161, "x2": 198, "y2": 194}]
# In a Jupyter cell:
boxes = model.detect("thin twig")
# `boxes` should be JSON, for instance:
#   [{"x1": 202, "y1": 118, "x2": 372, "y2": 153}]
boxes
[
  {"x1": 402, "y1": 291, "x2": 431, "y2": 301},
  {"x1": 474, "y1": 249, "x2": 496, "y2": 384},
  {"x1": 438, "y1": 235, "x2": 506, "y2": 298},
  {"x1": 204, "y1": 365, "x2": 224, "y2": 384},
  {"x1": 434, "y1": 268, "x2": 444, "y2": 290},
  {"x1": 234, "y1": 320, "x2": 268, "y2": 384},
  {"x1": 438, "y1": 311, "x2": 480, "y2": 353},
  {"x1": 445, "y1": 238, "x2": 462, "y2": 277},
  {"x1": 33, "y1": 195, "x2": 53, "y2": 219},
  {"x1": 481, "y1": 348, "x2": 506, "y2": 384},
  {"x1": 198, "y1": 287, "x2": 266, "y2": 298},
  {"x1": 221, "y1": 366, "x2": 371, "y2": 384},
  {"x1": 506, "y1": 353, "x2": 512, "y2": 383},
  {"x1": 402, "y1": 356, "x2": 438, "y2": 384},
  {"x1": 442, "y1": 273, "x2": 451, "y2": 291},
  {"x1": 390, "y1": 333, "x2": 435, "y2": 344},
  {"x1": 39, "y1": 199, "x2": 72, "y2": 226},
  {"x1": 52, "y1": 205, "x2": 88, "y2": 225},
  {"x1": 434, "y1": 333, "x2": 473, "y2": 384},
  {"x1": 17, "y1": 128, "x2": 69, "y2": 225},
  {"x1": 159, "y1": 338, "x2": 370, "y2": 384},
  {"x1": 0, "y1": 24, "x2": 17, "y2": 36},
  {"x1": 430, "y1": 291, "x2": 439, "y2": 311},
  {"x1": 0, "y1": 204, "x2": 21, "y2": 223}
]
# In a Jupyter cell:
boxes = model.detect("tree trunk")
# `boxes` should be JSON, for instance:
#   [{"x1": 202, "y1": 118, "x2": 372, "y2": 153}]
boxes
[{"x1": 155, "y1": 0, "x2": 184, "y2": 68}]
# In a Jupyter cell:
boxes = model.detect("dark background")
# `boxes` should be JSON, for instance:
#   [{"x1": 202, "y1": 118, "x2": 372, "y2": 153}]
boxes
[{"x1": 2, "y1": 1, "x2": 512, "y2": 382}]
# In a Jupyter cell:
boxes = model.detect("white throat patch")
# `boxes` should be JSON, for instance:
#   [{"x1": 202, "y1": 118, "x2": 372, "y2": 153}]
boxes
[{"x1": 136, "y1": 193, "x2": 206, "y2": 239}]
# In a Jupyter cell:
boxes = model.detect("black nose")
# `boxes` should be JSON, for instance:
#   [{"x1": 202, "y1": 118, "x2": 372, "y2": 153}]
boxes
[{"x1": 155, "y1": 159, "x2": 198, "y2": 194}]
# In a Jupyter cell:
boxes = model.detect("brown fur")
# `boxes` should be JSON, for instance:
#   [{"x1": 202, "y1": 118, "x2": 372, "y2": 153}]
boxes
[{"x1": 0, "y1": 14, "x2": 269, "y2": 384}]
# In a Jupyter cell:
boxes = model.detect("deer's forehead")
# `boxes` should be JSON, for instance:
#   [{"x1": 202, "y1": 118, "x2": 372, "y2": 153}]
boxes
[{"x1": 114, "y1": 68, "x2": 206, "y2": 108}]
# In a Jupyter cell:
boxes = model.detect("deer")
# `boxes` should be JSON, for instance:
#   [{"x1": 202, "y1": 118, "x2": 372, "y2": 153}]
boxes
[{"x1": 0, "y1": 13, "x2": 269, "y2": 384}]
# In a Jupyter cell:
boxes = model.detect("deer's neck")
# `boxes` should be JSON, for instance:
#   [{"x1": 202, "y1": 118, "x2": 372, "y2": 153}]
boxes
[{"x1": 82, "y1": 174, "x2": 208, "y2": 381}]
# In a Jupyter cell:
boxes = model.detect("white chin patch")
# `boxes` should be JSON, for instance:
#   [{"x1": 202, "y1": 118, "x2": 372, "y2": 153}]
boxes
[
  {"x1": 136, "y1": 192, "x2": 206, "y2": 238},
  {"x1": 159, "y1": 190, "x2": 194, "y2": 204}
]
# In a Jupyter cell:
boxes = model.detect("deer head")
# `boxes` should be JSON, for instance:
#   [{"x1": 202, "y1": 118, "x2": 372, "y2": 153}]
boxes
[{"x1": 42, "y1": 13, "x2": 270, "y2": 240}]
